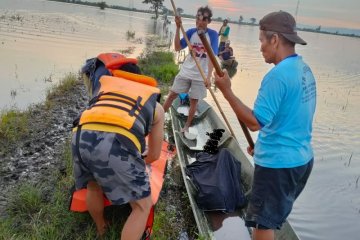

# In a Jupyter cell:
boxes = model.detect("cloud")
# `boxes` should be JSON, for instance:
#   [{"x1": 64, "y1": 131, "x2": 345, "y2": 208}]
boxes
[
  {"x1": 208, "y1": 0, "x2": 234, "y2": 9},
  {"x1": 299, "y1": 15, "x2": 360, "y2": 29},
  {"x1": 160, "y1": 0, "x2": 360, "y2": 29},
  {"x1": 208, "y1": 0, "x2": 255, "y2": 15}
]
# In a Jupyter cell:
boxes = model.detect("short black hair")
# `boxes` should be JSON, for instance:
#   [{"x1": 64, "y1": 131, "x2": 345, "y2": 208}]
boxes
[
  {"x1": 197, "y1": 6, "x2": 213, "y2": 22},
  {"x1": 119, "y1": 63, "x2": 141, "y2": 74},
  {"x1": 119, "y1": 62, "x2": 161, "y2": 102}
]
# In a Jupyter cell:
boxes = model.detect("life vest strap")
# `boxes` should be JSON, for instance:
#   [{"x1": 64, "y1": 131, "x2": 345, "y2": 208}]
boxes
[
  {"x1": 92, "y1": 103, "x2": 142, "y2": 120},
  {"x1": 89, "y1": 92, "x2": 145, "y2": 114},
  {"x1": 99, "y1": 92, "x2": 140, "y2": 106},
  {"x1": 73, "y1": 123, "x2": 141, "y2": 151},
  {"x1": 129, "y1": 96, "x2": 142, "y2": 117}
]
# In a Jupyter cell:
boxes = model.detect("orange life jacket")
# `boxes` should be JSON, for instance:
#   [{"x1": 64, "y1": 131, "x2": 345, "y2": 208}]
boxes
[
  {"x1": 97, "y1": 53, "x2": 157, "y2": 87},
  {"x1": 97, "y1": 52, "x2": 138, "y2": 70},
  {"x1": 78, "y1": 73, "x2": 160, "y2": 152}
]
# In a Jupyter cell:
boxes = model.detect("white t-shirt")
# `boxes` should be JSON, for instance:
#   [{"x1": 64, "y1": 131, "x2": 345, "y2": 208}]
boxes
[{"x1": 178, "y1": 28, "x2": 219, "y2": 81}]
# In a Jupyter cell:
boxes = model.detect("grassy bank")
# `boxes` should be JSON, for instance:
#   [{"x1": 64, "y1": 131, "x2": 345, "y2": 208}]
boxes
[
  {"x1": 0, "y1": 40, "x2": 200, "y2": 239},
  {"x1": 0, "y1": 73, "x2": 78, "y2": 156}
]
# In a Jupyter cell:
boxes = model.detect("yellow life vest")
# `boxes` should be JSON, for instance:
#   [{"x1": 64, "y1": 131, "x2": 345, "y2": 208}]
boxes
[{"x1": 78, "y1": 73, "x2": 160, "y2": 152}]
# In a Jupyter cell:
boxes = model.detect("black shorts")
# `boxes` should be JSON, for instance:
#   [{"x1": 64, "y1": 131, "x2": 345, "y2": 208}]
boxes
[{"x1": 245, "y1": 159, "x2": 313, "y2": 230}]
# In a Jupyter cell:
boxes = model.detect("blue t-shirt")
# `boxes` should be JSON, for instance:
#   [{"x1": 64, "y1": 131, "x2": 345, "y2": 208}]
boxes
[
  {"x1": 253, "y1": 55, "x2": 316, "y2": 168},
  {"x1": 221, "y1": 47, "x2": 232, "y2": 60}
]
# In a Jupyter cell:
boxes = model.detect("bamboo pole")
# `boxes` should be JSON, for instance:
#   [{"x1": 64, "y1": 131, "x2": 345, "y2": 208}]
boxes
[
  {"x1": 170, "y1": 0, "x2": 237, "y2": 138},
  {"x1": 197, "y1": 30, "x2": 254, "y2": 148}
]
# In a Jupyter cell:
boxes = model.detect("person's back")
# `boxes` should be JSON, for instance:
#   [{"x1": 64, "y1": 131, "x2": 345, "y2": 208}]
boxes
[{"x1": 73, "y1": 53, "x2": 164, "y2": 239}]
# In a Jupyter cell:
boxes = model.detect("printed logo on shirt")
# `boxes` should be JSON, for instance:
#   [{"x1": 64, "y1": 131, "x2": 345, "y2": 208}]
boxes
[
  {"x1": 301, "y1": 66, "x2": 316, "y2": 103},
  {"x1": 191, "y1": 44, "x2": 207, "y2": 59}
]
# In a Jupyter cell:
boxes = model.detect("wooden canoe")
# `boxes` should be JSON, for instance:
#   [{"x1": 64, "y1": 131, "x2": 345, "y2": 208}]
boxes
[
  {"x1": 221, "y1": 57, "x2": 238, "y2": 68},
  {"x1": 170, "y1": 98, "x2": 300, "y2": 240}
]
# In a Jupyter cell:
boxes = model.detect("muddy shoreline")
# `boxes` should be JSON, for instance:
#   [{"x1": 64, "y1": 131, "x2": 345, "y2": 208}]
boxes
[
  {"x1": 0, "y1": 79, "x2": 88, "y2": 216},
  {"x1": 0, "y1": 76, "x2": 196, "y2": 238}
]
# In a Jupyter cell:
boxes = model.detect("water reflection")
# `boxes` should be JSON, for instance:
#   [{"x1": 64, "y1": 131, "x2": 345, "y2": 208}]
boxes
[
  {"x1": 206, "y1": 211, "x2": 251, "y2": 240},
  {"x1": 0, "y1": 0, "x2": 166, "y2": 110}
]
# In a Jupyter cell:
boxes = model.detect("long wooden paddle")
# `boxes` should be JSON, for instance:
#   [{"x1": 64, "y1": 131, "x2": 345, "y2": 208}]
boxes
[
  {"x1": 170, "y1": 0, "x2": 236, "y2": 138},
  {"x1": 197, "y1": 30, "x2": 255, "y2": 149}
]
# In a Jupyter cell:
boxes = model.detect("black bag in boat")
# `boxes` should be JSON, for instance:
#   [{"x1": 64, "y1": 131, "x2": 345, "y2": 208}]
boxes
[{"x1": 185, "y1": 148, "x2": 246, "y2": 213}]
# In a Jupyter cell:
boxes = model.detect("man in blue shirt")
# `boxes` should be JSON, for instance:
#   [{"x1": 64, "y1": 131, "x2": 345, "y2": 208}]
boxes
[{"x1": 214, "y1": 11, "x2": 316, "y2": 240}]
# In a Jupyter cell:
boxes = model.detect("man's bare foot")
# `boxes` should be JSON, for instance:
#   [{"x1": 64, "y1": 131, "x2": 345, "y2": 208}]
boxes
[
  {"x1": 96, "y1": 221, "x2": 110, "y2": 239},
  {"x1": 184, "y1": 132, "x2": 197, "y2": 140}
]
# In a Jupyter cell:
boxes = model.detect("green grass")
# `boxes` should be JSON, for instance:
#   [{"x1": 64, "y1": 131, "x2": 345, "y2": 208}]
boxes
[
  {"x1": 44, "y1": 72, "x2": 78, "y2": 110},
  {"x1": 46, "y1": 73, "x2": 78, "y2": 101},
  {"x1": 0, "y1": 73, "x2": 79, "y2": 152},
  {"x1": 0, "y1": 109, "x2": 29, "y2": 144},
  {"x1": 0, "y1": 108, "x2": 31, "y2": 155},
  {"x1": 138, "y1": 51, "x2": 179, "y2": 84},
  {"x1": 0, "y1": 142, "x2": 96, "y2": 240},
  {"x1": 152, "y1": 201, "x2": 178, "y2": 239}
]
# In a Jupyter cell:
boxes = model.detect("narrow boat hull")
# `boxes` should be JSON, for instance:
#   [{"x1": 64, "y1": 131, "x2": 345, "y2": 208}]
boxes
[{"x1": 170, "y1": 98, "x2": 299, "y2": 240}]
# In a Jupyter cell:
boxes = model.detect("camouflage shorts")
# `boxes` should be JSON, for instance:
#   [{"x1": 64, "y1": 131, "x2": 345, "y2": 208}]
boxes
[{"x1": 71, "y1": 130, "x2": 150, "y2": 205}]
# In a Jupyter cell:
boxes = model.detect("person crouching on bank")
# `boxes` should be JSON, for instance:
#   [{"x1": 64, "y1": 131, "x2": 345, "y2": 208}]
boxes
[{"x1": 72, "y1": 53, "x2": 164, "y2": 239}]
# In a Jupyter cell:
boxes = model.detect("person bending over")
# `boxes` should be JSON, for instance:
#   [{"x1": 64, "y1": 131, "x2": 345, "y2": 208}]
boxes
[{"x1": 73, "y1": 53, "x2": 164, "y2": 239}]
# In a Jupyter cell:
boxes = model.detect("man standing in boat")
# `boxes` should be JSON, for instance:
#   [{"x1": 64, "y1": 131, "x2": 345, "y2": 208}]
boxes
[
  {"x1": 214, "y1": 11, "x2": 316, "y2": 240},
  {"x1": 162, "y1": 6, "x2": 218, "y2": 133},
  {"x1": 218, "y1": 19, "x2": 230, "y2": 53}
]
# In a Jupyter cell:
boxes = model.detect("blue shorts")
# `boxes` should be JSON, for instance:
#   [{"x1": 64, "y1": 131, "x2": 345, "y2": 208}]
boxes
[
  {"x1": 245, "y1": 159, "x2": 313, "y2": 229},
  {"x1": 72, "y1": 130, "x2": 150, "y2": 205}
]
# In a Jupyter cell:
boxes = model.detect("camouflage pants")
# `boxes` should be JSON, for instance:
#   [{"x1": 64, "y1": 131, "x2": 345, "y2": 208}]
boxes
[{"x1": 71, "y1": 130, "x2": 150, "y2": 205}]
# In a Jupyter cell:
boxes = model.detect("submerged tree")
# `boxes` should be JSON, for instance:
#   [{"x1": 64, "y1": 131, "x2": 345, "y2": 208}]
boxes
[
  {"x1": 142, "y1": 0, "x2": 164, "y2": 19},
  {"x1": 98, "y1": 1, "x2": 107, "y2": 10},
  {"x1": 250, "y1": 17, "x2": 256, "y2": 24},
  {"x1": 176, "y1": 7, "x2": 184, "y2": 15}
]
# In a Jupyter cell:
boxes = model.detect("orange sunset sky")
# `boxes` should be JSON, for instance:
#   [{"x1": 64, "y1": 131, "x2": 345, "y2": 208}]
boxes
[{"x1": 128, "y1": 0, "x2": 360, "y2": 30}]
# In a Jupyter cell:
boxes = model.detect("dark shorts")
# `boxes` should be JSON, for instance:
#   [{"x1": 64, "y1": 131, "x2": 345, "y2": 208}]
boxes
[
  {"x1": 72, "y1": 130, "x2": 150, "y2": 205},
  {"x1": 245, "y1": 159, "x2": 313, "y2": 230}
]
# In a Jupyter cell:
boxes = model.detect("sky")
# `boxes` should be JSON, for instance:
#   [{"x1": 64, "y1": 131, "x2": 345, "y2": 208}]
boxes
[{"x1": 112, "y1": 0, "x2": 360, "y2": 30}]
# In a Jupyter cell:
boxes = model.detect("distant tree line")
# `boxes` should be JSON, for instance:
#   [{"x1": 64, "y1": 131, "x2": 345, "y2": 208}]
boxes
[
  {"x1": 47, "y1": 0, "x2": 360, "y2": 38},
  {"x1": 48, "y1": 0, "x2": 107, "y2": 9}
]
